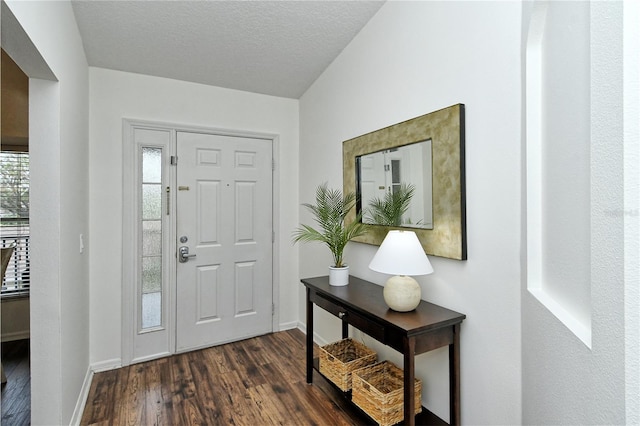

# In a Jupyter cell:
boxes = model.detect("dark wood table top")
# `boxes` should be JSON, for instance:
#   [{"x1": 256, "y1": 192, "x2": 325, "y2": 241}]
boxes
[{"x1": 302, "y1": 275, "x2": 466, "y2": 337}]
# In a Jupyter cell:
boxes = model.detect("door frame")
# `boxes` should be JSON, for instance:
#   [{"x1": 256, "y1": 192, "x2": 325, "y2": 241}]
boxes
[{"x1": 121, "y1": 119, "x2": 280, "y2": 366}]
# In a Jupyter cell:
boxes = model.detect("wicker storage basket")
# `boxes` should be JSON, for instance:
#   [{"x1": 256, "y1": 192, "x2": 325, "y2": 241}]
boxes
[
  {"x1": 318, "y1": 338, "x2": 377, "y2": 391},
  {"x1": 352, "y1": 361, "x2": 422, "y2": 426}
]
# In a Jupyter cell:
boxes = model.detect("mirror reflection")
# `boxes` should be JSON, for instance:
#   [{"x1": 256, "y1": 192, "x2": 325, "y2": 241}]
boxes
[{"x1": 357, "y1": 139, "x2": 433, "y2": 229}]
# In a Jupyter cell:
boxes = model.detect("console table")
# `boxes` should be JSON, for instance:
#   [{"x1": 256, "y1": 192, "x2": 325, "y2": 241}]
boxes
[{"x1": 302, "y1": 276, "x2": 466, "y2": 426}]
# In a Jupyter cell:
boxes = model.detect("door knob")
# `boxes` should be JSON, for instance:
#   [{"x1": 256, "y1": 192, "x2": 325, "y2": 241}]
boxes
[{"x1": 178, "y1": 246, "x2": 196, "y2": 263}]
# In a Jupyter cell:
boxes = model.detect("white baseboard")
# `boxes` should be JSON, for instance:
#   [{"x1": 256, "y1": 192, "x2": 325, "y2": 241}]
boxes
[
  {"x1": 296, "y1": 321, "x2": 329, "y2": 346},
  {"x1": 1, "y1": 331, "x2": 30, "y2": 342},
  {"x1": 297, "y1": 321, "x2": 306, "y2": 334},
  {"x1": 278, "y1": 320, "x2": 299, "y2": 331},
  {"x1": 70, "y1": 365, "x2": 93, "y2": 426},
  {"x1": 313, "y1": 331, "x2": 329, "y2": 346},
  {"x1": 90, "y1": 358, "x2": 122, "y2": 373}
]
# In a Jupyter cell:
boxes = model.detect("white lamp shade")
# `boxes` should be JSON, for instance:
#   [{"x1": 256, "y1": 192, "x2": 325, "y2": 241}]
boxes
[{"x1": 369, "y1": 230, "x2": 434, "y2": 276}]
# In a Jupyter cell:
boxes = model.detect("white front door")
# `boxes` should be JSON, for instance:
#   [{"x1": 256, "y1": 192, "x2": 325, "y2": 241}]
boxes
[{"x1": 175, "y1": 131, "x2": 273, "y2": 352}]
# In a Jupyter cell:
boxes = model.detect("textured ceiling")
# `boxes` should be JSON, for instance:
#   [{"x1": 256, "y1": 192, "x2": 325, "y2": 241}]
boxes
[{"x1": 71, "y1": 1, "x2": 385, "y2": 99}]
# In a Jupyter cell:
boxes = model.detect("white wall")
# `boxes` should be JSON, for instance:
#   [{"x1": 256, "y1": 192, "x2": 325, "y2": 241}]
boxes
[
  {"x1": 4, "y1": 1, "x2": 90, "y2": 424},
  {"x1": 299, "y1": 2, "x2": 522, "y2": 423},
  {"x1": 522, "y1": 1, "x2": 633, "y2": 424},
  {"x1": 623, "y1": 1, "x2": 640, "y2": 422},
  {"x1": 3, "y1": 1, "x2": 633, "y2": 424},
  {"x1": 88, "y1": 68, "x2": 300, "y2": 365}
]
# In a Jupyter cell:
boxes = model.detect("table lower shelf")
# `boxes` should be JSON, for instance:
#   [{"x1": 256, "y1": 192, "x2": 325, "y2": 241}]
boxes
[{"x1": 312, "y1": 358, "x2": 448, "y2": 426}]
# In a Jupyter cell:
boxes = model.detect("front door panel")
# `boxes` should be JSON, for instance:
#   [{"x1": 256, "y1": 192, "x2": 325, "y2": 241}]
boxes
[{"x1": 175, "y1": 131, "x2": 273, "y2": 351}]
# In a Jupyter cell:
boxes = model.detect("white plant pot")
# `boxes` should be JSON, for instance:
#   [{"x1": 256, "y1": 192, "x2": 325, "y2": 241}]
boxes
[{"x1": 329, "y1": 265, "x2": 349, "y2": 286}]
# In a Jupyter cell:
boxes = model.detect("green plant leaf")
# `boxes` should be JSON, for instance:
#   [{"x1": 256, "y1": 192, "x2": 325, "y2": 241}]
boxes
[
  {"x1": 365, "y1": 183, "x2": 415, "y2": 226},
  {"x1": 292, "y1": 183, "x2": 368, "y2": 268}
]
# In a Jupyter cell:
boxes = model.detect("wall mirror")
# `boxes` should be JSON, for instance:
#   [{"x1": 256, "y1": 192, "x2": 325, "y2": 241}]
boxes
[
  {"x1": 358, "y1": 139, "x2": 434, "y2": 229},
  {"x1": 343, "y1": 103, "x2": 467, "y2": 260}
]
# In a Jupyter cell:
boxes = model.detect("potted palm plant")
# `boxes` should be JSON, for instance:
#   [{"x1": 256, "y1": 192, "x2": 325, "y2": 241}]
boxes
[{"x1": 292, "y1": 183, "x2": 368, "y2": 286}]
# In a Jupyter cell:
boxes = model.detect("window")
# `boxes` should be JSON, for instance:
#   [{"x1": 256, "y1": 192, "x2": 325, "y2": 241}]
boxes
[
  {"x1": 1, "y1": 151, "x2": 30, "y2": 297},
  {"x1": 140, "y1": 147, "x2": 163, "y2": 329}
]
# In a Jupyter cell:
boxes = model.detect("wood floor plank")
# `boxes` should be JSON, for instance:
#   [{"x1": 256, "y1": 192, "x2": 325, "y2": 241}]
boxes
[
  {"x1": 143, "y1": 359, "x2": 166, "y2": 426},
  {"x1": 266, "y1": 349, "x2": 306, "y2": 384},
  {"x1": 83, "y1": 366, "x2": 119, "y2": 424},
  {"x1": 156, "y1": 357, "x2": 176, "y2": 425},
  {"x1": 223, "y1": 344, "x2": 270, "y2": 389},
  {"x1": 246, "y1": 382, "x2": 300, "y2": 425},
  {"x1": 1, "y1": 339, "x2": 30, "y2": 426},
  {"x1": 186, "y1": 352, "x2": 224, "y2": 423},
  {"x1": 82, "y1": 330, "x2": 376, "y2": 426},
  {"x1": 290, "y1": 380, "x2": 355, "y2": 426},
  {"x1": 1, "y1": 406, "x2": 30, "y2": 426},
  {"x1": 170, "y1": 353, "x2": 196, "y2": 404},
  {"x1": 1, "y1": 354, "x2": 30, "y2": 416},
  {"x1": 201, "y1": 345, "x2": 232, "y2": 376},
  {"x1": 112, "y1": 366, "x2": 131, "y2": 425},
  {"x1": 256, "y1": 361, "x2": 293, "y2": 390},
  {"x1": 217, "y1": 369, "x2": 258, "y2": 423},
  {"x1": 82, "y1": 421, "x2": 109, "y2": 426},
  {"x1": 123, "y1": 364, "x2": 146, "y2": 426},
  {"x1": 169, "y1": 354, "x2": 198, "y2": 425},
  {"x1": 235, "y1": 336, "x2": 270, "y2": 366},
  {"x1": 171, "y1": 397, "x2": 206, "y2": 426},
  {"x1": 106, "y1": 364, "x2": 128, "y2": 425},
  {"x1": 79, "y1": 372, "x2": 105, "y2": 424}
]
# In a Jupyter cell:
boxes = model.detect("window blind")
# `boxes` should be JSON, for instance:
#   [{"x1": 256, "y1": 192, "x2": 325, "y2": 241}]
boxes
[{"x1": 1, "y1": 151, "x2": 30, "y2": 296}]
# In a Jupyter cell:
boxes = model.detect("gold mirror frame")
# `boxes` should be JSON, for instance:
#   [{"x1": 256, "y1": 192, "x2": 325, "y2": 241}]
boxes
[{"x1": 343, "y1": 103, "x2": 467, "y2": 260}]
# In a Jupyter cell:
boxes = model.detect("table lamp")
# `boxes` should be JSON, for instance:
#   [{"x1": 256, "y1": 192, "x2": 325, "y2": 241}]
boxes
[{"x1": 369, "y1": 230, "x2": 433, "y2": 311}]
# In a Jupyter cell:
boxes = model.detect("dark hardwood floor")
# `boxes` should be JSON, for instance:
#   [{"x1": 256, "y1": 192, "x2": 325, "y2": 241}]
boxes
[
  {"x1": 81, "y1": 329, "x2": 373, "y2": 426},
  {"x1": 1, "y1": 339, "x2": 30, "y2": 426}
]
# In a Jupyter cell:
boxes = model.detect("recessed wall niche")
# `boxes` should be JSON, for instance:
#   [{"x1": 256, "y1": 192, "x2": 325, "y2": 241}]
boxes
[{"x1": 526, "y1": 0, "x2": 591, "y2": 347}]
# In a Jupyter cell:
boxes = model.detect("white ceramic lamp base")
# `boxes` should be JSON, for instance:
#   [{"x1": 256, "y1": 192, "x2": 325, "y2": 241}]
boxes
[{"x1": 383, "y1": 275, "x2": 421, "y2": 312}]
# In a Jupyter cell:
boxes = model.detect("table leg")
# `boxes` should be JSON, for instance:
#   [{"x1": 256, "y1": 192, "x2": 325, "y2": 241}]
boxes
[
  {"x1": 403, "y1": 337, "x2": 416, "y2": 426},
  {"x1": 449, "y1": 323, "x2": 461, "y2": 425},
  {"x1": 306, "y1": 287, "x2": 314, "y2": 384}
]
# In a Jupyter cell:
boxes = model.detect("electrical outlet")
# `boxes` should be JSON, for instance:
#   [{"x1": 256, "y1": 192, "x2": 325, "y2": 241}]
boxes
[{"x1": 79, "y1": 233, "x2": 85, "y2": 254}]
